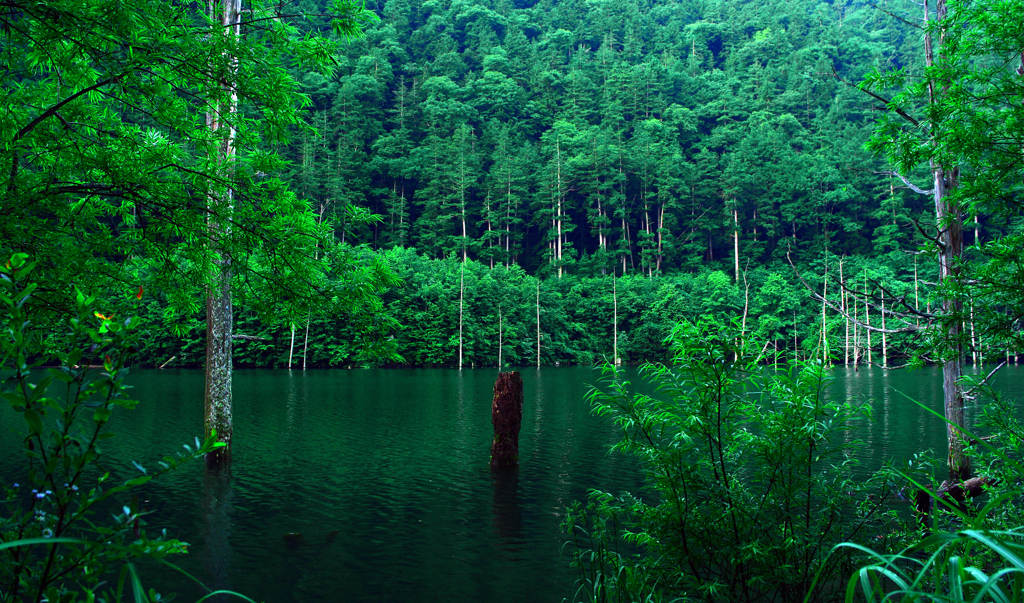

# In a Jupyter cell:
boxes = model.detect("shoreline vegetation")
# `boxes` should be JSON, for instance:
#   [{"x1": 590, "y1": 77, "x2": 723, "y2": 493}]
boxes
[{"x1": 129, "y1": 250, "x2": 1021, "y2": 371}]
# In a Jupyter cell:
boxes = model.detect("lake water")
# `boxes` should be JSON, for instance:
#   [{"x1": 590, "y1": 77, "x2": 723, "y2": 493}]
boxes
[{"x1": 1, "y1": 364, "x2": 1021, "y2": 602}]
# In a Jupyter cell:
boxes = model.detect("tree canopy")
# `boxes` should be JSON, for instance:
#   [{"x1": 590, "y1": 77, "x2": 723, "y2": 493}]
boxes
[{"x1": 1, "y1": 0, "x2": 390, "y2": 331}]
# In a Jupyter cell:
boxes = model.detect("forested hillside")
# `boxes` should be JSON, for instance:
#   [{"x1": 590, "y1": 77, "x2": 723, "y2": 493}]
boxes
[
  {"x1": 127, "y1": 0, "x2": 1013, "y2": 369},
  {"x1": 282, "y1": 0, "x2": 930, "y2": 274}
]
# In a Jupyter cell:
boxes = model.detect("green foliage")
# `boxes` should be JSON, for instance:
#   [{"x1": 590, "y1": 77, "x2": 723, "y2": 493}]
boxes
[
  {"x1": 0, "y1": 0, "x2": 389, "y2": 340},
  {"x1": 831, "y1": 528, "x2": 1024, "y2": 603},
  {"x1": 0, "y1": 255, "x2": 233, "y2": 602},
  {"x1": 563, "y1": 492, "x2": 669, "y2": 603},
  {"x1": 121, "y1": 249, "x2": 955, "y2": 369},
  {"x1": 861, "y1": 0, "x2": 1024, "y2": 363},
  {"x1": 564, "y1": 320, "x2": 902, "y2": 603},
  {"x1": 818, "y1": 387, "x2": 1024, "y2": 603},
  {"x1": 281, "y1": 0, "x2": 927, "y2": 276}
]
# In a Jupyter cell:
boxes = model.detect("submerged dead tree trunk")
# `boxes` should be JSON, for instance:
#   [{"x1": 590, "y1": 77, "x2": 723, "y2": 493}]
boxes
[
  {"x1": 204, "y1": 0, "x2": 242, "y2": 466},
  {"x1": 490, "y1": 371, "x2": 523, "y2": 469}
]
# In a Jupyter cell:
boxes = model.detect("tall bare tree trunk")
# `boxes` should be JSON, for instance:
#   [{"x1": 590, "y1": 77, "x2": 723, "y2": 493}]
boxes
[
  {"x1": 864, "y1": 269, "x2": 872, "y2": 365},
  {"x1": 288, "y1": 323, "x2": 295, "y2": 368},
  {"x1": 205, "y1": 263, "x2": 233, "y2": 465},
  {"x1": 881, "y1": 289, "x2": 888, "y2": 368},
  {"x1": 204, "y1": 0, "x2": 242, "y2": 466},
  {"x1": 926, "y1": 0, "x2": 970, "y2": 480},
  {"x1": 656, "y1": 204, "x2": 665, "y2": 273},
  {"x1": 820, "y1": 258, "x2": 828, "y2": 364},
  {"x1": 459, "y1": 258, "x2": 465, "y2": 369},
  {"x1": 622, "y1": 217, "x2": 629, "y2": 274},
  {"x1": 302, "y1": 314, "x2": 310, "y2": 370},
  {"x1": 841, "y1": 258, "x2": 849, "y2": 365},
  {"x1": 555, "y1": 137, "x2": 564, "y2": 279},
  {"x1": 498, "y1": 306, "x2": 503, "y2": 369},
  {"x1": 742, "y1": 267, "x2": 749, "y2": 343},
  {"x1": 613, "y1": 273, "x2": 619, "y2": 365},
  {"x1": 733, "y1": 208, "x2": 740, "y2": 283},
  {"x1": 536, "y1": 279, "x2": 541, "y2": 368},
  {"x1": 970, "y1": 299, "x2": 977, "y2": 366},
  {"x1": 852, "y1": 283, "x2": 860, "y2": 370}
]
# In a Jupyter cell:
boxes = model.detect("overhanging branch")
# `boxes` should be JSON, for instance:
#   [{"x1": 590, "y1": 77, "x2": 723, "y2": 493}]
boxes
[
  {"x1": 880, "y1": 170, "x2": 935, "y2": 195},
  {"x1": 831, "y1": 66, "x2": 922, "y2": 128},
  {"x1": 232, "y1": 334, "x2": 269, "y2": 341}
]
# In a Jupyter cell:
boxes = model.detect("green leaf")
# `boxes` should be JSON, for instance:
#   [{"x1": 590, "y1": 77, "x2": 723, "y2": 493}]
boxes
[
  {"x1": 24, "y1": 408, "x2": 43, "y2": 435},
  {"x1": 127, "y1": 562, "x2": 147, "y2": 603},
  {"x1": 15, "y1": 282, "x2": 37, "y2": 307},
  {"x1": 125, "y1": 475, "x2": 151, "y2": 488},
  {"x1": 963, "y1": 532, "x2": 1024, "y2": 571}
]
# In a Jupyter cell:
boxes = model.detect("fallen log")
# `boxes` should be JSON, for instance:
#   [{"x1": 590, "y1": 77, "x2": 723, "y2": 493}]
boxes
[{"x1": 915, "y1": 476, "x2": 999, "y2": 529}]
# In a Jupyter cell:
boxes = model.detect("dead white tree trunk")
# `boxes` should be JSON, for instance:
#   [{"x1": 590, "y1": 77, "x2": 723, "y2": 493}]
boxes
[
  {"x1": 882, "y1": 289, "x2": 888, "y2": 368},
  {"x1": 853, "y1": 281, "x2": 860, "y2": 370},
  {"x1": 733, "y1": 207, "x2": 740, "y2": 284},
  {"x1": 459, "y1": 257, "x2": 465, "y2": 369},
  {"x1": 970, "y1": 298, "x2": 978, "y2": 366},
  {"x1": 742, "y1": 266, "x2": 750, "y2": 343},
  {"x1": 536, "y1": 279, "x2": 541, "y2": 368},
  {"x1": 302, "y1": 315, "x2": 310, "y2": 370},
  {"x1": 613, "y1": 272, "x2": 619, "y2": 365},
  {"x1": 864, "y1": 269, "x2": 872, "y2": 365},
  {"x1": 288, "y1": 323, "x2": 295, "y2": 368},
  {"x1": 925, "y1": 0, "x2": 970, "y2": 479},
  {"x1": 821, "y1": 258, "x2": 828, "y2": 364},
  {"x1": 841, "y1": 257, "x2": 849, "y2": 365}
]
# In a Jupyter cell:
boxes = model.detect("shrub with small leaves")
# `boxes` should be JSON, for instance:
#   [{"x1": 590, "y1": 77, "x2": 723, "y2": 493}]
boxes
[
  {"x1": 564, "y1": 319, "x2": 903, "y2": 603},
  {"x1": 0, "y1": 254, "x2": 229, "y2": 603}
]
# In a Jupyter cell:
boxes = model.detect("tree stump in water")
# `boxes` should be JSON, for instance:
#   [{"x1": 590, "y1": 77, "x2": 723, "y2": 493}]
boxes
[{"x1": 490, "y1": 371, "x2": 523, "y2": 469}]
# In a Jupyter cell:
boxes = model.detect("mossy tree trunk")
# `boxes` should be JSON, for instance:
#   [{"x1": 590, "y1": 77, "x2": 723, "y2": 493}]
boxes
[{"x1": 204, "y1": 0, "x2": 241, "y2": 467}]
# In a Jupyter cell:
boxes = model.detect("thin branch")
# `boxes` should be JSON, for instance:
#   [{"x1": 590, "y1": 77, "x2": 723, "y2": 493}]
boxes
[
  {"x1": 13, "y1": 77, "x2": 117, "y2": 143},
  {"x1": 962, "y1": 360, "x2": 1007, "y2": 400},
  {"x1": 837, "y1": 275, "x2": 939, "y2": 320},
  {"x1": 879, "y1": 170, "x2": 934, "y2": 195},
  {"x1": 231, "y1": 334, "x2": 269, "y2": 341},
  {"x1": 831, "y1": 66, "x2": 922, "y2": 128},
  {"x1": 909, "y1": 216, "x2": 945, "y2": 253},
  {"x1": 787, "y1": 248, "x2": 921, "y2": 334},
  {"x1": 867, "y1": 2, "x2": 924, "y2": 30}
]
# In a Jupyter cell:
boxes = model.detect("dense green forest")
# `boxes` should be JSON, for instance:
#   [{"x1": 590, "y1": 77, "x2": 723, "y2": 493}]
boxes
[
  {"x1": 285, "y1": 0, "x2": 926, "y2": 271},
  {"x1": 115, "y1": 0, "x2": 1017, "y2": 368}
]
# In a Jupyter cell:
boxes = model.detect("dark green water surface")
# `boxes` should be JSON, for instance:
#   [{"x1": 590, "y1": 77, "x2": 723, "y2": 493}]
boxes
[{"x1": 2, "y1": 365, "x2": 1022, "y2": 602}]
